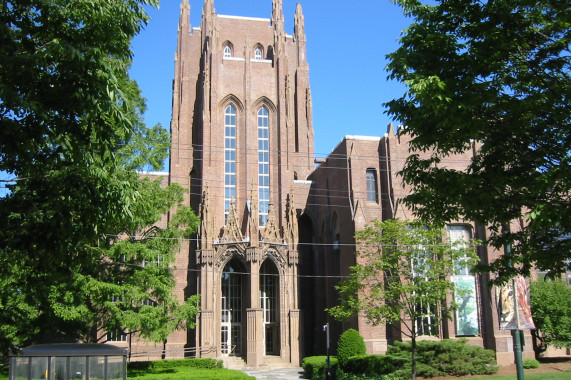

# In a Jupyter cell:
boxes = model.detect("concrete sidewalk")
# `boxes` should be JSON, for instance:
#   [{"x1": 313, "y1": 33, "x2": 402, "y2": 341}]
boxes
[{"x1": 242, "y1": 367, "x2": 305, "y2": 379}]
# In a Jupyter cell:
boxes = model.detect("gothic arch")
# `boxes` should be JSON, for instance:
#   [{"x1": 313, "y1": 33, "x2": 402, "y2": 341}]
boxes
[
  {"x1": 260, "y1": 247, "x2": 287, "y2": 276},
  {"x1": 216, "y1": 246, "x2": 247, "y2": 271},
  {"x1": 251, "y1": 96, "x2": 277, "y2": 114},
  {"x1": 222, "y1": 40, "x2": 234, "y2": 57},
  {"x1": 219, "y1": 94, "x2": 245, "y2": 112}
]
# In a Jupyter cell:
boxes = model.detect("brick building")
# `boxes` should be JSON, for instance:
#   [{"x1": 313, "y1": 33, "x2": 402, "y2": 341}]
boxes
[{"x1": 120, "y1": 0, "x2": 535, "y2": 368}]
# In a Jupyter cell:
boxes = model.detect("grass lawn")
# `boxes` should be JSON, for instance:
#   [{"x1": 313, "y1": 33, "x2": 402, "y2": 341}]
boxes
[
  {"x1": 127, "y1": 358, "x2": 253, "y2": 380},
  {"x1": 127, "y1": 367, "x2": 253, "y2": 379},
  {"x1": 467, "y1": 372, "x2": 571, "y2": 380}
]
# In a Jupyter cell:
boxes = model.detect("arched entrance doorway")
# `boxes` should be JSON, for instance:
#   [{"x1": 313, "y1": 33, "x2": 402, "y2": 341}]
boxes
[
  {"x1": 221, "y1": 259, "x2": 244, "y2": 356},
  {"x1": 260, "y1": 259, "x2": 279, "y2": 355}
]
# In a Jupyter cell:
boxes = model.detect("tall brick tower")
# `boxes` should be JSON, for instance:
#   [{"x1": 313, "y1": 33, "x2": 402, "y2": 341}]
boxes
[{"x1": 169, "y1": 0, "x2": 314, "y2": 367}]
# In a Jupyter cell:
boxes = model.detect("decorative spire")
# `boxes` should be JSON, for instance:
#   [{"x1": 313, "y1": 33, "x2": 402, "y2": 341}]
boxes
[
  {"x1": 294, "y1": 3, "x2": 307, "y2": 66},
  {"x1": 272, "y1": 0, "x2": 284, "y2": 30},
  {"x1": 203, "y1": 0, "x2": 215, "y2": 17},
  {"x1": 285, "y1": 191, "x2": 299, "y2": 246},
  {"x1": 294, "y1": 3, "x2": 305, "y2": 39},
  {"x1": 262, "y1": 203, "x2": 281, "y2": 243},
  {"x1": 221, "y1": 199, "x2": 243, "y2": 243},
  {"x1": 199, "y1": 186, "x2": 213, "y2": 250},
  {"x1": 248, "y1": 182, "x2": 260, "y2": 246},
  {"x1": 272, "y1": 0, "x2": 285, "y2": 56},
  {"x1": 202, "y1": 0, "x2": 216, "y2": 42},
  {"x1": 179, "y1": 0, "x2": 191, "y2": 32}
]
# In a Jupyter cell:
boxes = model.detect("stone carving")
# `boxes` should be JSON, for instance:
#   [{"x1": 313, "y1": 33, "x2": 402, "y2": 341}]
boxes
[
  {"x1": 248, "y1": 183, "x2": 259, "y2": 246},
  {"x1": 262, "y1": 202, "x2": 281, "y2": 243},
  {"x1": 262, "y1": 248, "x2": 287, "y2": 271},
  {"x1": 200, "y1": 186, "x2": 214, "y2": 250},
  {"x1": 221, "y1": 198, "x2": 243, "y2": 243},
  {"x1": 284, "y1": 191, "x2": 298, "y2": 247},
  {"x1": 216, "y1": 247, "x2": 246, "y2": 269}
]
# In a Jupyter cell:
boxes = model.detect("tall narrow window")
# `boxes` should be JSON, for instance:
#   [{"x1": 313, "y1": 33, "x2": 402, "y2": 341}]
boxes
[
  {"x1": 258, "y1": 107, "x2": 270, "y2": 226},
  {"x1": 224, "y1": 105, "x2": 237, "y2": 221},
  {"x1": 366, "y1": 169, "x2": 378, "y2": 202},
  {"x1": 410, "y1": 226, "x2": 438, "y2": 336}
]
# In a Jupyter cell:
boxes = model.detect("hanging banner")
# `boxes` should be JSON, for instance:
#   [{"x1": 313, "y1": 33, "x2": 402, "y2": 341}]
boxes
[{"x1": 496, "y1": 276, "x2": 535, "y2": 330}]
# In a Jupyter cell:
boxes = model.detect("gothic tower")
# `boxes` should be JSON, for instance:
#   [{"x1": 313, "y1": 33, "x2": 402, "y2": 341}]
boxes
[{"x1": 169, "y1": 0, "x2": 314, "y2": 367}]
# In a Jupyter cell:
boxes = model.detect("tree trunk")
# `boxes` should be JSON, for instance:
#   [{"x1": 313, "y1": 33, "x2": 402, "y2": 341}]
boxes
[{"x1": 411, "y1": 335, "x2": 417, "y2": 380}]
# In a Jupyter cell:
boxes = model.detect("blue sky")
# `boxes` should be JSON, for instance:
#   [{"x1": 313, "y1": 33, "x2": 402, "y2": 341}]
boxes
[
  {"x1": 129, "y1": 0, "x2": 411, "y2": 165},
  {"x1": 0, "y1": 0, "x2": 411, "y2": 195}
]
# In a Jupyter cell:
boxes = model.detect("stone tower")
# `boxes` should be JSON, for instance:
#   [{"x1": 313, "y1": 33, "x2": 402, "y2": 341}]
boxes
[{"x1": 169, "y1": 0, "x2": 314, "y2": 367}]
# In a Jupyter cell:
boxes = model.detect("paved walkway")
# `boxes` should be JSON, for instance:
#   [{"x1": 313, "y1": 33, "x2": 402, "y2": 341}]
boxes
[{"x1": 242, "y1": 367, "x2": 305, "y2": 379}]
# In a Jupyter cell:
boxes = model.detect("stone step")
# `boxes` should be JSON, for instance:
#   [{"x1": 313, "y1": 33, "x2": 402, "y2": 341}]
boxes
[
  {"x1": 223, "y1": 356, "x2": 247, "y2": 370},
  {"x1": 223, "y1": 355, "x2": 299, "y2": 370},
  {"x1": 262, "y1": 355, "x2": 299, "y2": 369}
]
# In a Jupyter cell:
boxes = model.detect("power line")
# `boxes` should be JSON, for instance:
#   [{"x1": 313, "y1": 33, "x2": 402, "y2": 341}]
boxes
[{"x1": 103, "y1": 233, "x2": 482, "y2": 249}]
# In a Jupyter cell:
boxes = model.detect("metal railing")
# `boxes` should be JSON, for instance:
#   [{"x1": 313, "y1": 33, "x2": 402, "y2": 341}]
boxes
[{"x1": 127, "y1": 346, "x2": 217, "y2": 362}]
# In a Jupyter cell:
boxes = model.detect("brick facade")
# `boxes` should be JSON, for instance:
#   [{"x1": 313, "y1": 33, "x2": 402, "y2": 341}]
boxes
[{"x1": 123, "y1": 0, "x2": 535, "y2": 368}]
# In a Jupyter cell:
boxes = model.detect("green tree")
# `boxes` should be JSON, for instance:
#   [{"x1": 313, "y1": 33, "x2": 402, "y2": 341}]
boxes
[
  {"x1": 0, "y1": 0, "x2": 200, "y2": 358},
  {"x1": 328, "y1": 219, "x2": 479, "y2": 380},
  {"x1": 529, "y1": 279, "x2": 571, "y2": 356},
  {"x1": 385, "y1": 0, "x2": 570, "y2": 283}
]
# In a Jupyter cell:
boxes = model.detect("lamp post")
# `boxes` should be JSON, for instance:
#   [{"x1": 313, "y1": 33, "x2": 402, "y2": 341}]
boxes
[
  {"x1": 323, "y1": 323, "x2": 332, "y2": 380},
  {"x1": 503, "y1": 227, "x2": 524, "y2": 380}
]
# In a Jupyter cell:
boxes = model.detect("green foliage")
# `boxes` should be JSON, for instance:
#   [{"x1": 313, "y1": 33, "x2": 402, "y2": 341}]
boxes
[
  {"x1": 336, "y1": 370, "x2": 403, "y2": 380},
  {"x1": 328, "y1": 219, "x2": 479, "y2": 378},
  {"x1": 302, "y1": 356, "x2": 339, "y2": 380},
  {"x1": 127, "y1": 358, "x2": 252, "y2": 379},
  {"x1": 387, "y1": 339, "x2": 498, "y2": 378},
  {"x1": 0, "y1": 0, "x2": 201, "y2": 360},
  {"x1": 128, "y1": 358, "x2": 223, "y2": 373},
  {"x1": 342, "y1": 354, "x2": 394, "y2": 376},
  {"x1": 524, "y1": 359, "x2": 540, "y2": 369},
  {"x1": 337, "y1": 329, "x2": 367, "y2": 368},
  {"x1": 530, "y1": 279, "x2": 571, "y2": 353},
  {"x1": 385, "y1": 0, "x2": 571, "y2": 283}
]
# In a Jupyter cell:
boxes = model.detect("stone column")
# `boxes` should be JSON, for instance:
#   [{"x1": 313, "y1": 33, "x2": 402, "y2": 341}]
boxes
[
  {"x1": 247, "y1": 308, "x2": 264, "y2": 367},
  {"x1": 289, "y1": 309, "x2": 301, "y2": 366},
  {"x1": 199, "y1": 310, "x2": 215, "y2": 357}
]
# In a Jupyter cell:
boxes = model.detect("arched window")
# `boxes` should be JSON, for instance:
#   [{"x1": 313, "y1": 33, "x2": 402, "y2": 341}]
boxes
[
  {"x1": 223, "y1": 43, "x2": 232, "y2": 58},
  {"x1": 260, "y1": 259, "x2": 279, "y2": 355},
  {"x1": 258, "y1": 107, "x2": 270, "y2": 226},
  {"x1": 254, "y1": 46, "x2": 263, "y2": 60},
  {"x1": 366, "y1": 168, "x2": 378, "y2": 202},
  {"x1": 224, "y1": 105, "x2": 237, "y2": 221},
  {"x1": 221, "y1": 258, "x2": 244, "y2": 355}
]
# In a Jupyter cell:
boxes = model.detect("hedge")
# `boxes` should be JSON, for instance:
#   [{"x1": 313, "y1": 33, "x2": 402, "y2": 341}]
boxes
[
  {"x1": 302, "y1": 356, "x2": 339, "y2": 380},
  {"x1": 387, "y1": 339, "x2": 498, "y2": 378},
  {"x1": 343, "y1": 355, "x2": 394, "y2": 376},
  {"x1": 337, "y1": 329, "x2": 367, "y2": 368}
]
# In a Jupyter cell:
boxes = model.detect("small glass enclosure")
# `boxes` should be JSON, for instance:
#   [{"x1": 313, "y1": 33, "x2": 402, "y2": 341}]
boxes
[{"x1": 9, "y1": 344, "x2": 127, "y2": 380}]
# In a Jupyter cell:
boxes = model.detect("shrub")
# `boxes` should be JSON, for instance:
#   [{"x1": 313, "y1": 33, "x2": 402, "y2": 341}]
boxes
[
  {"x1": 336, "y1": 370, "x2": 403, "y2": 380},
  {"x1": 387, "y1": 339, "x2": 498, "y2": 378},
  {"x1": 128, "y1": 358, "x2": 223, "y2": 372},
  {"x1": 337, "y1": 329, "x2": 367, "y2": 368},
  {"x1": 302, "y1": 356, "x2": 339, "y2": 380},
  {"x1": 343, "y1": 354, "x2": 394, "y2": 376},
  {"x1": 523, "y1": 358, "x2": 540, "y2": 369}
]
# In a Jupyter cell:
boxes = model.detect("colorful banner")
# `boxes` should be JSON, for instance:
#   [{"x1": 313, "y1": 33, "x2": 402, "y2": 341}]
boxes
[{"x1": 496, "y1": 276, "x2": 535, "y2": 330}]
